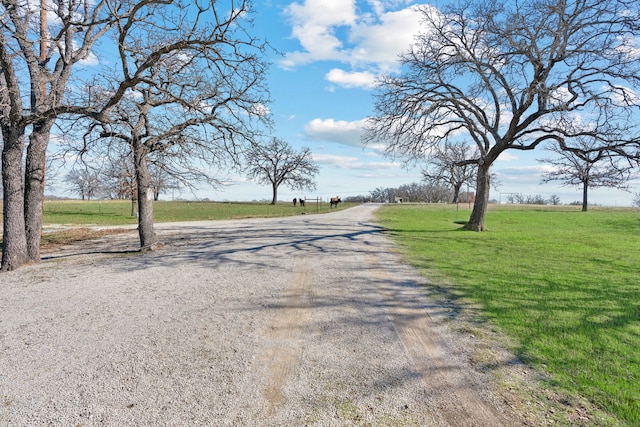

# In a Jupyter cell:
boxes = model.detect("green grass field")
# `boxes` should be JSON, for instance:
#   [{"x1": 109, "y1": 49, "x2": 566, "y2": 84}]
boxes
[
  {"x1": 375, "y1": 204, "x2": 640, "y2": 426},
  {"x1": 40, "y1": 199, "x2": 349, "y2": 226}
]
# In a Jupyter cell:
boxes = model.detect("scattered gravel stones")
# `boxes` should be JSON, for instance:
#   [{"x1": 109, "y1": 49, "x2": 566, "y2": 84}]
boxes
[{"x1": 0, "y1": 205, "x2": 522, "y2": 426}]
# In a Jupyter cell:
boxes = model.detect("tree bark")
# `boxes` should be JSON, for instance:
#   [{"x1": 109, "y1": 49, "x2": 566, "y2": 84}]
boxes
[
  {"x1": 463, "y1": 163, "x2": 491, "y2": 231},
  {"x1": 270, "y1": 183, "x2": 278, "y2": 205},
  {"x1": 582, "y1": 180, "x2": 589, "y2": 212},
  {"x1": 452, "y1": 183, "x2": 462, "y2": 204},
  {"x1": 134, "y1": 141, "x2": 159, "y2": 250},
  {"x1": 24, "y1": 119, "x2": 54, "y2": 263},
  {"x1": 1, "y1": 125, "x2": 29, "y2": 271}
]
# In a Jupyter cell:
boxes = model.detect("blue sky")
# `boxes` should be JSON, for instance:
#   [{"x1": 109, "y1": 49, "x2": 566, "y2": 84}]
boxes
[
  {"x1": 48, "y1": 0, "x2": 638, "y2": 206},
  {"x1": 196, "y1": 0, "x2": 638, "y2": 206}
]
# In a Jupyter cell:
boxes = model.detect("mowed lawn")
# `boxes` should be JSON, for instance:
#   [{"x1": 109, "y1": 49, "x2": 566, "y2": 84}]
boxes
[{"x1": 376, "y1": 204, "x2": 639, "y2": 426}]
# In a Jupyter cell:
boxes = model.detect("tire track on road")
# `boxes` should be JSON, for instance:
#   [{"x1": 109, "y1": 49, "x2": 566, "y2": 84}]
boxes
[
  {"x1": 259, "y1": 262, "x2": 314, "y2": 417},
  {"x1": 367, "y1": 252, "x2": 509, "y2": 426}
]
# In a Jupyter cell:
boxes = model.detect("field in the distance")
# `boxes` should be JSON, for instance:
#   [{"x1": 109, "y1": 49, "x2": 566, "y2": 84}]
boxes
[
  {"x1": 376, "y1": 204, "x2": 639, "y2": 426},
  {"x1": 39, "y1": 199, "x2": 351, "y2": 227}
]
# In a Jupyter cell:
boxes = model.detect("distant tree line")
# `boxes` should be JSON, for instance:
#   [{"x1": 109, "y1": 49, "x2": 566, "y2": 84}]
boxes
[
  {"x1": 343, "y1": 181, "x2": 469, "y2": 204},
  {"x1": 505, "y1": 194, "x2": 560, "y2": 206}
]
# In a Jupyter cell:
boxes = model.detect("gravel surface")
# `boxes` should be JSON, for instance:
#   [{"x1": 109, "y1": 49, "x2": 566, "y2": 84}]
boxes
[{"x1": 0, "y1": 204, "x2": 525, "y2": 426}]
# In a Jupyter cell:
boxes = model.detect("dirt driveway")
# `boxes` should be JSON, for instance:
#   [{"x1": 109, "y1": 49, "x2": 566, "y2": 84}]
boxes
[{"x1": 0, "y1": 204, "x2": 526, "y2": 425}]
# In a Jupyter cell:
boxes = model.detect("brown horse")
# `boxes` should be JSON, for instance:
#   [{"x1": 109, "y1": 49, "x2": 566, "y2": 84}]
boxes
[{"x1": 329, "y1": 196, "x2": 341, "y2": 208}]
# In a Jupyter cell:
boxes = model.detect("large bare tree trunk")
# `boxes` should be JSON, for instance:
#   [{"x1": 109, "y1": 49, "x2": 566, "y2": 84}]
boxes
[
  {"x1": 134, "y1": 142, "x2": 159, "y2": 250},
  {"x1": 463, "y1": 163, "x2": 491, "y2": 231},
  {"x1": 24, "y1": 119, "x2": 54, "y2": 263},
  {"x1": 1, "y1": 125, "x2": 29, "y2": 271},
  {"x1": 581, "y1": 181, "x2": 589, "y2": 212}
]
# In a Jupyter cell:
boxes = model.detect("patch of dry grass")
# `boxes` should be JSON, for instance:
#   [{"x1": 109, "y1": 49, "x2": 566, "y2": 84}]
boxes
[{"x1": 39, "y1": 228, "x2": 132, "y2": 249}]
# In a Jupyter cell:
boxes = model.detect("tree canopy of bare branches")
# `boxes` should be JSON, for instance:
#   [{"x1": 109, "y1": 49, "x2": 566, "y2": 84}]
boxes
[
  {"x1": 539, "y1": 139, "x2": 636, "y2": 211},
  {"x1": 1, "y1": 0, "x2": 271, "y2": 270},
  {"x1": 245, "y1": 137, "x2": 319, "y2": 205},
  {"x1": 74, "y1": 0, "x2": 271, "y2": 250},
  {"x1": 422, "y1": 141, "x2": 479, "y2": 204},
  {"x1": 364, "y1": 0, "x2": 640, "y2": 230}
]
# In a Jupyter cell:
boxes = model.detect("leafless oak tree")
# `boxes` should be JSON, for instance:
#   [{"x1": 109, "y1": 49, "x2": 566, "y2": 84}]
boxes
[
  {"x1": 245, "y1": 137, "x2": 319, "y2": 205},
  {"x1": 422, "y1": 141, "x2": 478, "y2": 204},
  {"x1": 64, "y1": 167, "x2": 102, "y2": 200},
  {"x1": 86, "y1": 0, "x2": 270, "y2": 250},
  {"x1": 364, "y1": 0, "x2": 640, "y2": 231},
  {"x1": 1, "y1": 0, "x2": 113, "y2": 270},
  {"x1": 1, "y1": 0, "x2": 270, "y2": 268},
  {"x1": 539, "y1": 139, "x2": 635, "y2": 211}
]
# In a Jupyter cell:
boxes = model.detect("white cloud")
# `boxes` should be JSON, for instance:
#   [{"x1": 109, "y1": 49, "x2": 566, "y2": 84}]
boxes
[
  {"x1": 312, "y1": 152, "x2": 397, "y2": 170},
  {"x1": 303, "y1": 118, "x2": 367, "y2": 146},
  {"x1": 348, "y1": 5, "x2": 424, "y2": 72},
  {"x1": 494, "y1": 152, "x2": 520, "y2": 162},
  {"x1": 287, "y1": 0, "x2": 357, "y2": 27},
  {"x1": 281, "y1": 1, "x2": 426, "y2": 72},
  {"x1": 325, "y1": 68, "x2": 377, "y2": 88},
  {"x1": 282, "y1": 0, "x2": 357, "y2": 67},
  {"x1": 251, "y1": 103, "x2": 271, "y2": 117},
  {"x1": 494, "y1": 165, "x2": 548, "y2": 183},
  {"x1": 80, "y1": 50, "x2": 100, "y2": 66}
]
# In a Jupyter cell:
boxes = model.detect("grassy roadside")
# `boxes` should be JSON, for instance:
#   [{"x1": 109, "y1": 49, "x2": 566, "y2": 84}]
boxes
[
  {"x1": 375, "y1": 204, "x2": 639, "y2": 426},
  {"x1": 0, "y1": 199, "x2": 351, "y2": 247}
]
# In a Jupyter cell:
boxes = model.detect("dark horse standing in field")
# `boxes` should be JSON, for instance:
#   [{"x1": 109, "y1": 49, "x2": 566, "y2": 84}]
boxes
[{"x1": 329, "y1": 196, "x2": 341, "y2": 208}]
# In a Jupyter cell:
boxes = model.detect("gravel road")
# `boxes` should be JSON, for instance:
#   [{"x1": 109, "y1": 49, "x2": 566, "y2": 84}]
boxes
[{"x1": 0, "y1": 204, "x2": 524, "y2": 426}]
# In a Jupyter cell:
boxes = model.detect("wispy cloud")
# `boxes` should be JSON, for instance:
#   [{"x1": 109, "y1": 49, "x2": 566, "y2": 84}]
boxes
[
  {"x1": 312, "y1": 152, "x2": 397, "y2": 170},
  {"x1": 303, "y1": 118, "x2": 367, "y2": 146}
]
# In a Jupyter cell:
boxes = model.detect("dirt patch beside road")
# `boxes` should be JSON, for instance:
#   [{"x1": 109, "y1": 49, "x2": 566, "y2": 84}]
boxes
[{"x1": 1, "y1": 204, "x2": 551, "y2": 425}]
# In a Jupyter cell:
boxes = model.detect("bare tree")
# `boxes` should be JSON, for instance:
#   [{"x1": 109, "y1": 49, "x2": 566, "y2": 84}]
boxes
[
  {"x1": 64, "y1": 168, "x2": 102, "y2": 200},
  {"x1": 548, "y1": 195, "x2": 561, "y2": 206},
  {"x1": 1, "y1": 0, "x2": 114, "y2": 270},
  {"x1": 368, "y1": 182, "x2": 451, "y2": 203},
  {"x1": 245, "y1": 137, "x2": 319, "y2": 205},
  {"x1": 422, "y1": 141, "x2": 478, "y2": 203},
  {"x1": 369, "y1": 187, "x2": 391, "y2": 203},
  {"x1": 507, "y1": 193, "x2": 548, "y2": 205},
  {"x1": 95, "y1": 150, "x2": 137, "y2": 201},
  {"x1": 149, "y1": 165, "x2": 178, "y2": 201},
  {"x1": 539, "y1": 139, "x2": 636, "y2": 211},
  {"x1": 80, "y1": 1, "x2": 269, "y2": 250},
  {"x1": 1, "y1": 0, "x2": 270, "y2": 267},
  {"x1": 364, "y1": 0, "x2": 640, "y2": 231}
]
